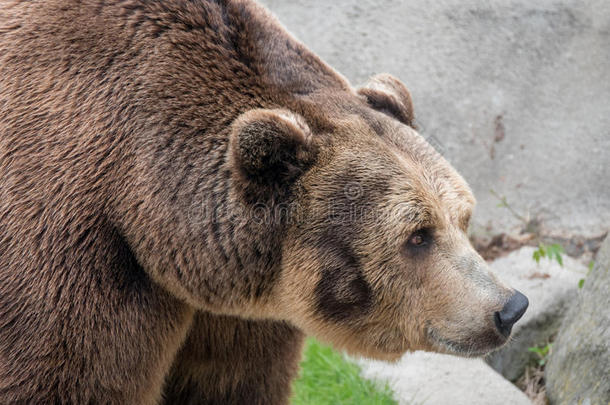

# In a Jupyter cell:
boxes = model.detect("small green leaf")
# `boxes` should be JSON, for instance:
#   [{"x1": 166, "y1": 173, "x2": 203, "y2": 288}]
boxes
[
  {"x1": 539, "y1": 244, "x2": 547, "y2": 258},
  {"x1": 549, "y1": 244, "x2": 564, "y2": 266},
  {"x1": 578, "y1": 279, "x2": 585, "y2": 288},
  {"x1": 528, "y1": 343, "x2": 552, "y2": 366},
  {"x1": 533, "y1": 243, "x2": 565, "y2": 267},
  {"x1": 533, "y1": 250, "x2": 541, "y2": 264},
  {"x1": 556, "y1": 252, "x2": 563, "y2": 267},
  {"x1": 588, "y1": 260, "x2": 594, "y2": 272}
]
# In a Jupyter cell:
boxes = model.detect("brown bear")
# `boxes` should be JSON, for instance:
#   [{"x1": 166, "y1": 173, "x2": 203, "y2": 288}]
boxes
[{"x1": 0, "y1": 0, "x2": 528, "y2": 404}]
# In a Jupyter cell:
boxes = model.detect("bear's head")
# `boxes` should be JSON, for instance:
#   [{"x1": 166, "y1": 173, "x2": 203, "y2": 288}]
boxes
[{"x1": 227, "y1": 73, "x2": 528, "y2": 360}]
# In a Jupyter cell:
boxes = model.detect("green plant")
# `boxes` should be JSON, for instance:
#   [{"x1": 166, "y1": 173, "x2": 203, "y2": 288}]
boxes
[
  {"x1": 490, "y1": 190, "x2": 567, "y2": 269},
  {"x1": 491, "y1": 189, "x2": 529, "y2": 224},
  {"x1": 532, "y1": 243, "x2": 564, "y2": 267},
  {"x1": 527, "y1": 343, "x2": 552, "y2": 367},
  {"x1": 291, "y1": 339, "x2": 397, "y2": 405},
  {"x1": 578, "y1": 260, "x2": 595, "y2": 289}
]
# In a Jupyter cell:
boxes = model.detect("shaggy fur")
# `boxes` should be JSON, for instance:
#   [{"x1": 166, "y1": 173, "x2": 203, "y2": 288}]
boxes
[{"x1": 0, "y1": 0, "x2": 523, "y2": 403}]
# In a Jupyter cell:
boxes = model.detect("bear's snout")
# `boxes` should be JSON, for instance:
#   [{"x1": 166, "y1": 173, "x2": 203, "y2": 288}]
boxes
[{"x1": 493, "y1": 290, "x2": 529, "y2": 337}]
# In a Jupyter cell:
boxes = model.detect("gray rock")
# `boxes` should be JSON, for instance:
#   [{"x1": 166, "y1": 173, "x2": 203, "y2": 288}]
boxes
[
  {"x1": 545, "y1": 236, "x2": 610, "y2": 405},
  {"x1": 357, "y1": 351, "x2": 532, "y2": 405},
  {"x1": 485, "y1": 246, "x2": 586, "y2": 381},
  {"x1": 259, "y1": 0, "x2": 610, "y2": 238}
]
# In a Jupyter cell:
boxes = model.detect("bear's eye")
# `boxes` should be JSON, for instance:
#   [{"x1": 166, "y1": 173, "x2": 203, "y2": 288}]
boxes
[
  {"x1": 410, "y1": 233, "x2": 425, "y2": 246},
  {"x1": 406, "y1": 229, "x2": 431, "y2": 248}
]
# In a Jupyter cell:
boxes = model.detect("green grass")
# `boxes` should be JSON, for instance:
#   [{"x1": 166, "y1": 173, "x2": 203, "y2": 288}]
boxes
[{"x1": 291, "y1": 338, "x2": 397, "y2": 405}]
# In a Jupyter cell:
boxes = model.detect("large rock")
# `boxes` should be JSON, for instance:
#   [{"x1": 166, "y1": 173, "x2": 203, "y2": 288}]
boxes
[
  {"x1": 485, "y1": 246, "x2": 586, "y2": 381},
  {"x1": 260, "y1": 0, "x2": 610, "y2": 238},
  {"x1": 357, "y1": 352, "x2": 531, "y2": 405},
  {"x1": 545, "y1": 237, "x2": 610, "y2": 405}
]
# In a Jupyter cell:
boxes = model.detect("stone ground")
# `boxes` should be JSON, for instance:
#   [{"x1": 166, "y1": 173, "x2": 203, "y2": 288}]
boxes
[
  {"x1": 354, "y1": 246, "x2": 588, "y2": 405},
  {"x1": 357, "y1": 352, "x2": 532, "y2": 405}
]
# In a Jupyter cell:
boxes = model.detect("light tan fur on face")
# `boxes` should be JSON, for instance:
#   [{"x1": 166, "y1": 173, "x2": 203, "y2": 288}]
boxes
[{"x1": 275, "y1": 109, "x2": 515, "y2": 360}]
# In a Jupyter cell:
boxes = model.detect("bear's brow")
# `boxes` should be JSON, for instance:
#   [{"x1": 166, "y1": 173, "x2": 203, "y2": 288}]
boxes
[
  {"x1": 454, "y1": 204, "x2": 473, "y2": 229},
  {"x1": 396, "y1": 203, "x2": 434, "y2": 228}
]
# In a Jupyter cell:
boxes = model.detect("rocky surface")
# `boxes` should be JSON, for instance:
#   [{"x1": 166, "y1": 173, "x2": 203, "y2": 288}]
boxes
[
  {"x1": 545, "y1": 236, "x2": 610, "y2": 405},
  {"x1": 260, "y1": 0, "x2": 610, "y2": 238},
  {"x1": 485, "y1": 246, "x2": 586, "y2": 381},
  {"x1": 357, "y1": 352, "x2": 532, "y2": 405}
]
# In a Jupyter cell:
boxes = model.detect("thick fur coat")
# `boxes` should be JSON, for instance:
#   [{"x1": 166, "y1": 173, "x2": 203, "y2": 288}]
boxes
[{"x1": 0, "y1": 1, "x2": 525, "y2": 403}]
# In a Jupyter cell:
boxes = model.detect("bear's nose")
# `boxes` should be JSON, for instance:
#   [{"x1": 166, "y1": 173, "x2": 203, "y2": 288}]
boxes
[{"x1": 494, "y1": 290, "x2": 529, "y2": 337}]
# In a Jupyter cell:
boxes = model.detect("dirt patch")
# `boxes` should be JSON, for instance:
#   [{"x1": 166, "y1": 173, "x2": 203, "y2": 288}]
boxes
[
  {"x1": 516, "y1": 363, "x2": 548, "y2": 405},
  {"x1": 471, "y1": 231, "x2": 608, "y2": 263},
  {"x1": 471, "y1": 233, "x2": 536, "y2": 261}
]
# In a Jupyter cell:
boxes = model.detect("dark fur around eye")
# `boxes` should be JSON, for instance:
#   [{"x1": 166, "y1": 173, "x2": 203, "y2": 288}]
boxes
[{"x1": 403, "y1": 228, "x2": 433, "y2": 255}]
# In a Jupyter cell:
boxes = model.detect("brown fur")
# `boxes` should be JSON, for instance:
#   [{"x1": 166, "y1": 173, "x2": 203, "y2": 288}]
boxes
[
  {"x1": 0, "y1": 0, "x2": 523, "y2": 403},
  {"x1": 163, "y1": 313, "x2": 303, "y2": 405}
]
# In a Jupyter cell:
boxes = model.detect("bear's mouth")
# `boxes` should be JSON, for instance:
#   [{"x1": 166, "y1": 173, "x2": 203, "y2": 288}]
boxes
[{"x1": 426, "y1": 326, "x2": 507, "y2": 358}]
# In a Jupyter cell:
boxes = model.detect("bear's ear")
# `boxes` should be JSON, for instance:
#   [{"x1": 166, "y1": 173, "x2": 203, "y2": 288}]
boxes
[
  {"x1": 229, "y1": 109, "x2": 316, "y2": 197},
  {"x1": 357, "y1": 73, "x2": 415, "y2": 128}
]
